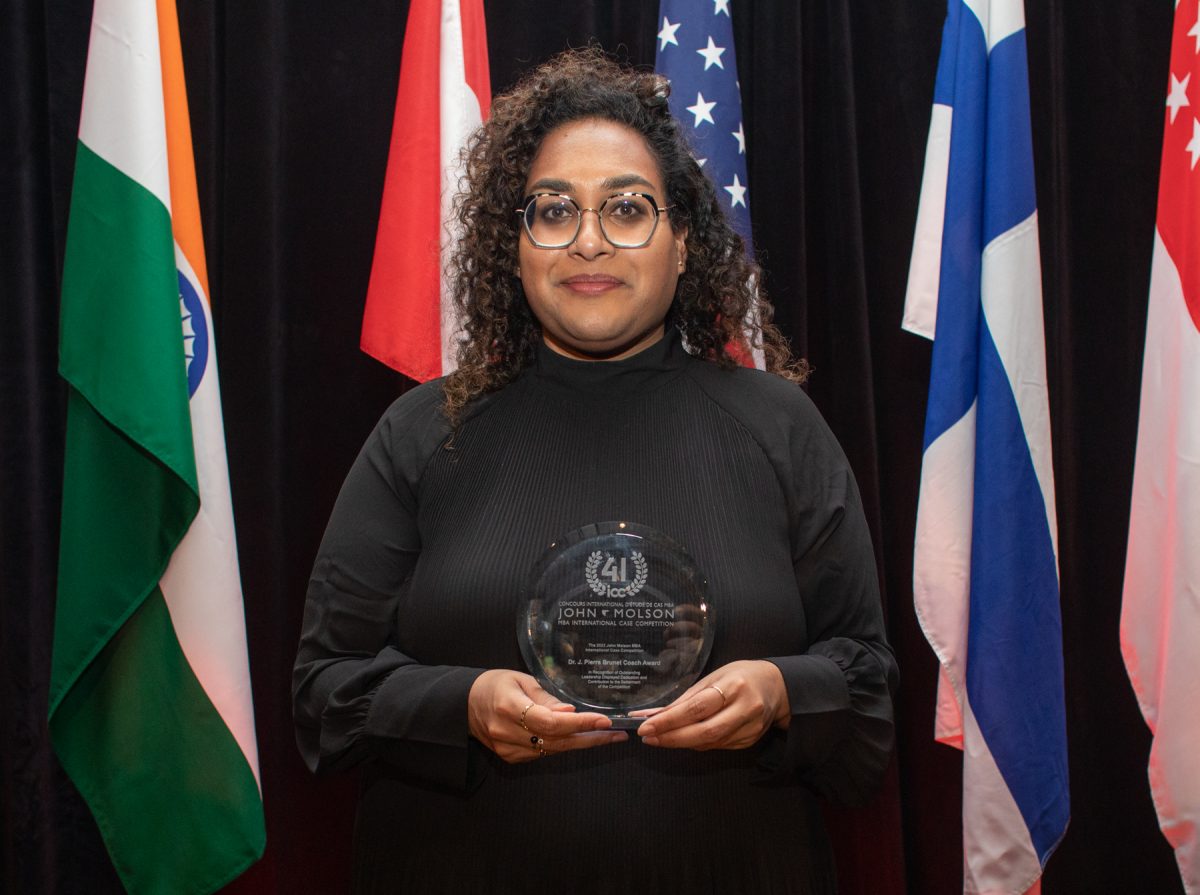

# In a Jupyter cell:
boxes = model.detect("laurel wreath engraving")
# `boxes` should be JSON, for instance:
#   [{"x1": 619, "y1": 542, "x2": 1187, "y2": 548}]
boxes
[
  {"x1": 586, "y1": 551, "x2": 605, "y2": 594},
  {"x1": 627, "y1": 552, "x2": 649, "y2": 595},
  {"x1": 585, "y1": 550, "x2": 648, "y2": 598}
]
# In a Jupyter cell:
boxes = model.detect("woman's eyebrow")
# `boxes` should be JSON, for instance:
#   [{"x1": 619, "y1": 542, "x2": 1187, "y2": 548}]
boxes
[
  {"x1": 525, "y1": 174, "x2": 657, "y2": 193},
  {"x1": 601, "y1": 174, "x2": 655, "y2": 191},
  {"x1": 527, "y1": 177, "x2": 572, "y2": 192}
]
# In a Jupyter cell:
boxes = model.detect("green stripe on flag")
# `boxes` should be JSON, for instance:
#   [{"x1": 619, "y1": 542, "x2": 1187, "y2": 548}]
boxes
[
  {"x1": 58, "y1": 142, "x2": 196, "y2": 498},
  {"x1": 52, "y1": 141, "x2": 197, "y2": 713},
  {"x1": 51, "y1": 578, "x2": 265, "y2": 895},
  {"x1": 51, "y1": 387, "x2": 197, "y2": 711},
  {"x1": 51, "y1": 143, "x2": 264, "y2": 892}
]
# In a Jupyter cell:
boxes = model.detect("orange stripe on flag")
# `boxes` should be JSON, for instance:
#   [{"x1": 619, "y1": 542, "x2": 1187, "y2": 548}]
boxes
[{"x1": 156, "y1": 0, "x2": 209, "y2": 302}]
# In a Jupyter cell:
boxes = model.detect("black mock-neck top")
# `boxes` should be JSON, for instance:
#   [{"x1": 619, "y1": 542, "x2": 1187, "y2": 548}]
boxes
[{"x1": 294, "y1": 329, "x2": 897, "y2": 894}]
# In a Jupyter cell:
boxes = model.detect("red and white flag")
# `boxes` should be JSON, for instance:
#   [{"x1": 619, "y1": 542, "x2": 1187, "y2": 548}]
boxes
[
  {"x1": 1121, "y1": 3, "x2": 1200, "y2": 892},
  {"x1": 361, "y1": 0, "x2": 490, "y2": 381}
]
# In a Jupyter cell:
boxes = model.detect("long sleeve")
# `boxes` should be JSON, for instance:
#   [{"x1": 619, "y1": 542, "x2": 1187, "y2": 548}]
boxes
[
  {"x1": 705, "y1": 373, "x2": 896, "y2": 805},
  {"x1": 295, "y1": 335, "x2": 895, "y2": 888},
  {"x1": 766, "y1": 460, "x2": 897, "y2": 805},
  {"x1": 687, "y1": 363, "x2": 898, "y2": 803},
  {"x1": 292, "y1": 384, "x2": 487, "y2": 791}
]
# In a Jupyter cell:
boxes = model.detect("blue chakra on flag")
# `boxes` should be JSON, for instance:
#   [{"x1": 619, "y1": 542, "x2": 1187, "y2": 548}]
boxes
[{"x1": 179, "y1": 271, "x2": 209, "y2": 397}]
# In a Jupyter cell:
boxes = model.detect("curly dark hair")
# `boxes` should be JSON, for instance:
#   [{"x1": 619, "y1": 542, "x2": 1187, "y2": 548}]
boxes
[{"x1": 443, "y1": 47, "x2": 807, "y2": 423}]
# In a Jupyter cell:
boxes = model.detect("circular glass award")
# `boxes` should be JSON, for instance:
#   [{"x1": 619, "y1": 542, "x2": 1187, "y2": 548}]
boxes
[{"x1": 517, "y1": 521, "x2": 714, "y2": 729}]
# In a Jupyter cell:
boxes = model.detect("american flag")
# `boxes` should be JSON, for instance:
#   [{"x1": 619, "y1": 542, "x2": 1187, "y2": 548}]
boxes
[{"x1": 655, "y1": 0, "x2": 753, "y2": 254}]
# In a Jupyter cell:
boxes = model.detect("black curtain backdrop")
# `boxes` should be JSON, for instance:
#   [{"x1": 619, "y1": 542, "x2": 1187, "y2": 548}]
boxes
[{"x1": 1, "y1": 1, "x2": 1185, "y2": 893}]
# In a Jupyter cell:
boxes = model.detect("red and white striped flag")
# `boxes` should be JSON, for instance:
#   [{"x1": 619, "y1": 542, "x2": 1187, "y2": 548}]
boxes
[
  {"x1": 1121, "y1": 3, "x2": 1200, "y2": 892},
  {"x1": 361, "y1": 0, "x2": 490, "y2": 381}
]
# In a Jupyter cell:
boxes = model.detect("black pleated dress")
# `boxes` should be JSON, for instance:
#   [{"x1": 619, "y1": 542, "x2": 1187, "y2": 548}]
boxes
[{"x1": 294, "y1": 329, "x2": 897, "y2": 894}]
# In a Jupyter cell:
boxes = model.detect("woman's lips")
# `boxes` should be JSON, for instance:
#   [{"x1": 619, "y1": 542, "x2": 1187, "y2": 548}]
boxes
[{"x1": 561, "y1": 274, "x2": 623, "y2": 294}]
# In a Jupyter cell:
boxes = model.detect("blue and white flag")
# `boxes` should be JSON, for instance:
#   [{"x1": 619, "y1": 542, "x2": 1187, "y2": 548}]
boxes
[{"x1": 904, "y1": 1, "x2": 1069, "y2": 892}]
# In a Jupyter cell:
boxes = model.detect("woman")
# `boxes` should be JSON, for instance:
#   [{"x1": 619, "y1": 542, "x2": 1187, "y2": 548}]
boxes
[{"x1": 294, "y1": 48, "x2": 897, "y2": 894}]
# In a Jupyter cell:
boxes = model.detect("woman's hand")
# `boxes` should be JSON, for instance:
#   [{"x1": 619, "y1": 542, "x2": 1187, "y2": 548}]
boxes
[
  {"x1": 632, "y1": 660, "x2": 790, "y2": 750},
  {"x1": 467, "y1": 669, "x2": 627, "y2": 763}
]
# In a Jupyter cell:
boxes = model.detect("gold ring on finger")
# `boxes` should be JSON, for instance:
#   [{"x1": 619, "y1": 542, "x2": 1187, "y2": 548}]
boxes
[
  {"x1": 706, "y1": 684, "x2": 727, "y2": 707},
  {"x1": 520, "y1": 702, "x2": 535, "y2": 731}
]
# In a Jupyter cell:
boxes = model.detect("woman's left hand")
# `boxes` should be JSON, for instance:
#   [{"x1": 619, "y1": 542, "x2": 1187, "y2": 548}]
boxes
[{"x1": 632, "y1": 660, "x2": 790, "y2": 750}]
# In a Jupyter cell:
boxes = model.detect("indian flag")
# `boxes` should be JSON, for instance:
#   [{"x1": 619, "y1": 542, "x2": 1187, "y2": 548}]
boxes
[{"x1": 49, "y1": 1, "x2": 265, "y2": 893}]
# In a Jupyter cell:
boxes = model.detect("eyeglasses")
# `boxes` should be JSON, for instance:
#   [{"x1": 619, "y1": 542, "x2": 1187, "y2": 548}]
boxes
[{"x1": 516, "y1": 192, "x2": 673, "y2": 249}]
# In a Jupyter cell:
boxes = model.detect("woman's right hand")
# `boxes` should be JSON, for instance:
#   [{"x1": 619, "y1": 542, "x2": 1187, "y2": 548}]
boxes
[{"x1": 467, "y1": 669, "x2": 627, "y2": 763}]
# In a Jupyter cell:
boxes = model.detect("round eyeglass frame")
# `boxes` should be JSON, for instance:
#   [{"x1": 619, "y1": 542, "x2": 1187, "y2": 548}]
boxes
[{"x1": 515, "y1": 192, "x2": 674, "y2": 249}]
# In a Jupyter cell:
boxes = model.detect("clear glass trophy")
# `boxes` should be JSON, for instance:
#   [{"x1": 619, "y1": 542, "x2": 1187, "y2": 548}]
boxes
[{"x1": 517, "y1": 521, "x2": 714, "y2": 729}]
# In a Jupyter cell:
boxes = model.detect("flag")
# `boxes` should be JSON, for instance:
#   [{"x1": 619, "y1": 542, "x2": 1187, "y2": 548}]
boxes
[
  {"x1": 655, "y1": 0, "x2": 763, "y2": 368},
  {"x1": 1120, "y1": 2, "x2": 1200, "y2": 890},
  {"x1": 361, "y1": 0, "x2": 490, "y2": 381},
  {"x1": 904, "y1": 1, "x2": 1069, "y2": 892},
  {"x1": 49, "y1": 1, "x2": 265, "y2": 892}
]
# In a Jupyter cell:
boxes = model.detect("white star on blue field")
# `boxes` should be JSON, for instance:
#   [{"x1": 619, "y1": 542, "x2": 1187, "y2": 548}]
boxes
[{"x1": 656, "y1": 0, "x2": 753, "y2": 251}]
